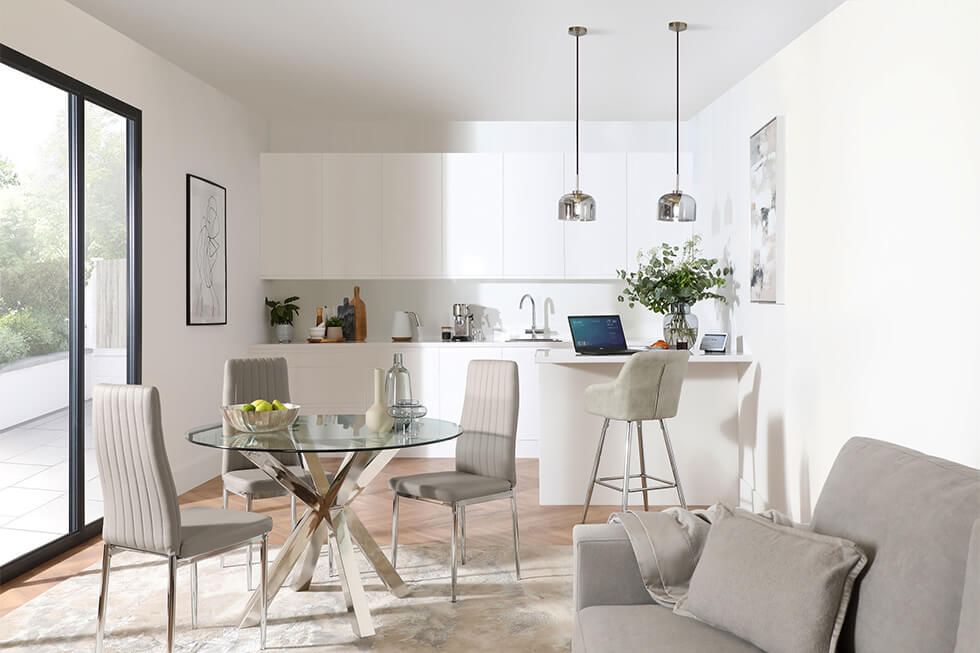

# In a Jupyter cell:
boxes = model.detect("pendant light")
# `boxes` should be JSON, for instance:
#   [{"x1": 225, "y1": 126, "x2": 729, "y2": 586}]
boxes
[
  {"x1": 558, "y1": 26, "x2": 596, "y2": 222},
  {"x1": 658, "y1": 21, "x2": 696, "y2": 222}
]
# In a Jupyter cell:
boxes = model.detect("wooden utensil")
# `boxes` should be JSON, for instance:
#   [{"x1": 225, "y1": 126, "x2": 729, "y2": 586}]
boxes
[{"x1": 353, "y1": 286, "x2": 367, "y2": 342}]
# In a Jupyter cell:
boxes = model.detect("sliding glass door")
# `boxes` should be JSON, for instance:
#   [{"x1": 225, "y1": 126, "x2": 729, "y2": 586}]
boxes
[{"x1": 0, "y1": 45, "x2": 141, "y2": 582}]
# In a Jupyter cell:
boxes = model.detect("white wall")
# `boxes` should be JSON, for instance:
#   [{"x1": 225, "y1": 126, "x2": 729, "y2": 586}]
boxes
[
  {"x1": 1, "y1": 0, "x2": 269, "y2": 493},
  {"x1": 692, "y1": 0, "x2": 980, "y2": 519}
]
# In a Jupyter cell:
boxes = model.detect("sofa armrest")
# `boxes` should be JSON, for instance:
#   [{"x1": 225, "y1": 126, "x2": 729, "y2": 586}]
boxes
[
  {"x1": 573, "y1": 523, "x2": 654, "y2": 612},
  {"x1": 955, "y1": 519, "x2": 980, "y2": 653}
]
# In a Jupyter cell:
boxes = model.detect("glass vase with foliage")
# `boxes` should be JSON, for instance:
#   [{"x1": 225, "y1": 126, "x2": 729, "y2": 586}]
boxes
[{"x1": 616, "y1": 236, "x2": 732, "y2": 348}]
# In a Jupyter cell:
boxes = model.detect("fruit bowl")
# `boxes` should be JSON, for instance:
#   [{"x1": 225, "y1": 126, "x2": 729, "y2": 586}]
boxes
[{"x1": 222, "y1": 403, "x2": 301, "y2": 433}]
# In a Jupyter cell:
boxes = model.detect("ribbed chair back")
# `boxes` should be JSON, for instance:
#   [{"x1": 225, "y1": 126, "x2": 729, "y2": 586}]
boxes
[
  {"x1": 610, "y1": 350, "x2": 689, "y2": 421},
  {"x1": 94, "y1": 384, "x2": 181, "y2": 556},
  {"x1": 455, "y1": 360, "x2": 520, "y2": 486},
  {"x1": 222, "y1": 357, "x2": 300, "y2": 472}
]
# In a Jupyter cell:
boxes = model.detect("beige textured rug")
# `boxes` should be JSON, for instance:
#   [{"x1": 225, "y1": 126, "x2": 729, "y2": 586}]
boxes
[{"x1": 0, "y1": 543, "x2": 573, "y2": 652}]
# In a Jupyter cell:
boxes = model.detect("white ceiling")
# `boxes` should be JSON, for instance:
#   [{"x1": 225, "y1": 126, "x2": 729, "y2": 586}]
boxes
[{"x1": 66, "y1": 0, "x2": 846, "y2": 122}]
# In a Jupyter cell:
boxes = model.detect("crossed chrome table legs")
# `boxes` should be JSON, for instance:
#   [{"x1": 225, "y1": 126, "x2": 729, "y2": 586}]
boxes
[{"x1": 238, "y1": 448, "x2": 409, "y2": 638}]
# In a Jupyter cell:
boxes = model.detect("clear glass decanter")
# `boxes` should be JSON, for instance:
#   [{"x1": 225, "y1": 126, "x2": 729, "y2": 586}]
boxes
[{"x1": 384, "y1": 353, "x2": 413, "y2": 409}]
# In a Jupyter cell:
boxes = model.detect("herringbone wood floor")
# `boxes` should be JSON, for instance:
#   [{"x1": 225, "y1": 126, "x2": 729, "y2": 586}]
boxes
[{"x1": 0, "y1": 458, "x2": 668, "y2": 617}]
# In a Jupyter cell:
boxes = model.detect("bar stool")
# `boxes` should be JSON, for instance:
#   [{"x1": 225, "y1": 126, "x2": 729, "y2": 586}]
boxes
[{"x1": 581, "y1": 350, "x2": 690, "y2": 522}]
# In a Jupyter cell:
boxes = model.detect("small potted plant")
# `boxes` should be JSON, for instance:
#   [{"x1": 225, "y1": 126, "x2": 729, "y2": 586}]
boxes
[
  {"x1": 265, "y1": 296, "x2": 300, "y2": 343},
  {"x1": 324, "y1": 316, "x2": 344, "y2": 341},
  {"x1": 617, "y1": 236, "x2": 732, "y2": 349}
]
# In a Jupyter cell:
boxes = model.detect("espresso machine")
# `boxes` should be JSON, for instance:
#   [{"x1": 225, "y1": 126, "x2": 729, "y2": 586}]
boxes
[{"x1": 451, "y1": 303, "x2": 474, "y2": 341}]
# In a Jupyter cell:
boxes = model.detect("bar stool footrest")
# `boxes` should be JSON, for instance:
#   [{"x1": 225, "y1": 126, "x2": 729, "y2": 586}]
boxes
[{"x1": 594, "y1": 474, "x2": 678, "y2": 494}]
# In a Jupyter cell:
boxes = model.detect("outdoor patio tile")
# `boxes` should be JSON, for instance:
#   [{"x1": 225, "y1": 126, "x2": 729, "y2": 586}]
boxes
[
  {"x1": 0, "y1": 487, "x2": 63, "y2": 518},
  {"x1": 3, "y1": 494, "x2": 69, "y2": 534},
  {"x1": 0, "y1": 528, "x2": 59, "y2": 566},
  {"x1": 0, "y1": 462, "x2": 49, "y2": 489},
  {"x1": 0, "y1": 431, "x2": 58, "y2": 461},
  {"x1": 13, "y1": 462, "x2": 68, "y2": 492},
  {"x1": 6, "y1": 445, "x2": 68, "y2": 466},
  {"x1": 85, "y1": 477, "x2": 103, "y2": 501},
  {"x1": 86, "y1": 499, "x2": 103, "y2": 522}
]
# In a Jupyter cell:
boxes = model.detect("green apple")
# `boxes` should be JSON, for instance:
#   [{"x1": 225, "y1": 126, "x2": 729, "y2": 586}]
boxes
[
  {"x1": 272, "y1": 400, "x2": 286, "y2": 411},
  {"x1": 250, "y1": 399, "x2": 266, "y2": 408},
  {"x1": 240, "y1": 404, "x2": 256, "y2": 412},
  {"x1": 254, "y1": 400, "x2": 274, "y2": 412}
]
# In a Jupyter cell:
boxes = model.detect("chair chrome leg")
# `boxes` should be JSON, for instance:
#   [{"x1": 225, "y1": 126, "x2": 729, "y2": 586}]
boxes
[
  {"x1": 290, "y1": 495, "x2": 297, "y2": 528},
  {"x1": 327, "y1": 536, "x2": 335, "y2": 577},
  {"x1": 190, "y1": 561, "x2": 199, "y2": 629},
  {"x1": 245, "y1": 493, "x2": 254, "y2": 591},
  {"x1": 95, "y1": 544, "x2": 112, "y2": 653},
  {"x1": 636, "y1": 421, "x2": 650, "y2": 512},
  {"x1": 167, "y1": 555, "x2": 177, "y2": 653},
  {"x1": 622, "y1": 421, "x2": 634, "y2": 512},
  {"x1": 582, "y1": 418, "x2": 610, "y2": 523},
  {"x1": 450, "y1": 503, "x2": 459, "y2": 602},
  {"x1": 391, "y1": 493, "x2": 400, "y2": 570},
  {"x1": 659, "y1": 419, "x2": 687, "y2": 509},
  {"x1": 221, "y1": 489, "x2": 229, "y2": 568},
  {"x1": 460, "y1": 504, "x2": 467, "y2": 566},
  {"x1": 260, "y1": 534, "x2": 268, "y2": 651},
  {"x1": 510, "y1": 490, "x2": 522, "y2": 580}
]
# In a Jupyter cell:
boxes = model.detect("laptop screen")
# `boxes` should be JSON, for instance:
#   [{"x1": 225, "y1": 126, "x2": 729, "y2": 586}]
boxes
[{"x1": 568, "y1": 315, "x2": 628, "y2": 352}]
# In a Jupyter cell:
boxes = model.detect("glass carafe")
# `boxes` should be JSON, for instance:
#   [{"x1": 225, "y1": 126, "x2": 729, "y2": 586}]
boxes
[{"x1": 384, "y1": 353, "x2": 413, "y2": 409}]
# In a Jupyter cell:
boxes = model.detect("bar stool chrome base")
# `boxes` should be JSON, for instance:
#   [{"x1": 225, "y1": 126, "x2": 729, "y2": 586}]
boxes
[{"x1": 582, "y1": 418, "x2": 687, "y2": 522}]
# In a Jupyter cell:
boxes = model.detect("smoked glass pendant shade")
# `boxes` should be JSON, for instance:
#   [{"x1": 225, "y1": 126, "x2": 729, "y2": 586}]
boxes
[
  {"x1": 657, "y1": 190, "x2": 696, "y2": 222},
  {"x1": 558, "y1": 190, "x2": 596, "y2": 222}
]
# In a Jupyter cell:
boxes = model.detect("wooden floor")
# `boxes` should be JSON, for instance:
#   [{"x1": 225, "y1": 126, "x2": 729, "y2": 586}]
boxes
[{"x1": 0, "y1": 458, "x2": 658, "y2": 617}]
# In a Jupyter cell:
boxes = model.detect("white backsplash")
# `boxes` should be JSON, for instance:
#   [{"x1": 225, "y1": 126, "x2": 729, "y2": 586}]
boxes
[{"x1": 262, "y1": 279, "x2": 730, "y2": 345}]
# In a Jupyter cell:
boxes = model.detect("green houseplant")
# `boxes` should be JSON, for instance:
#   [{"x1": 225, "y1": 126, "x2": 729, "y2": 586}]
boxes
[
  {"x1": 617, "y1": 236, "x2": 732, "y2": 348},
  {"x1": 265, "y1": 296, "x2": 300, "y2": 343},
  {"x1": 324, "y1": 316, "x2": 344, "y2": 341}
]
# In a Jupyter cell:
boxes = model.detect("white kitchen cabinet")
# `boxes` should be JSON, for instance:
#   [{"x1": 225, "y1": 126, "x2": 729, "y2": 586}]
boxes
[
  {"x1": 502, "y1": 153, "x2": 565, "y2": 278},
  {"x1": 563, "y1": 152, "x2": 628, "y2": 279},
  {"x1": 322, "y1": 154, "x2": 382, "y2": 278},
  {"x1": 260, "y1": 154, "x2": 323, "y2": 278},
  {"x1": 443, "y1": 153, "x2": 503, "y2": 278},
  {"x1": 505, "y1": 347, "x2": 541, "y2": 447},
  {"x1": 381, "y1": 154, "x2": 443, "y2": 277},
  {"x1": 626, "y1": 152, "x2": 695, "y2": 272}
]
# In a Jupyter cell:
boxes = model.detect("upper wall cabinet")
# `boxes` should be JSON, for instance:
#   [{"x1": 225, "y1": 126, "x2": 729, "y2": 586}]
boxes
[
  {"x1": 260, "y1": 154, "x2": 323, "y2": 278},
  {"x1": 322, "y1": 154, "x2": 382, "y2": 278},
  {"x1": 563, "y1": 152, "x2": 627, "y2": 279},
  {"x1": 443, "y1": 153, "x2": 503, "y2": 278},
  {"x1": 626, "y1": 152, "x2": 695, "y2": 272},
  {"x1": 381, "y1": 154, "x2": 443, "y2": 278},
  {"x1": 503, "y1": 153, "x2": 565, "y2": 278}
]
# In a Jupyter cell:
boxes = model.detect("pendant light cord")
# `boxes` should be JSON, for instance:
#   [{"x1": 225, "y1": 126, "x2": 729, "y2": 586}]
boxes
[
  {"x1": 575, "y1": 32, "x2": 581, "y2": 192},
  {"x1": 675, "y1": 27, "x2": 680, "y2": 190}
]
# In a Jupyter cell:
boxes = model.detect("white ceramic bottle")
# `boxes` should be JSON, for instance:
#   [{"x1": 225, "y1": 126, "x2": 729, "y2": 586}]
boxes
[{"x1": 364, "y1": 367, "x2": 394, "y2": 433}]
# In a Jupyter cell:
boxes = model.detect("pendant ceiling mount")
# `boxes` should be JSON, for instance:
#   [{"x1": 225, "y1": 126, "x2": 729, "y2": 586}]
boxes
[
  {"x1": 558, "y1": 25, "x2": 596, "y2": 222},
  {"x1": 658, "y1": 20, "x2": 697, "y2": 222}
]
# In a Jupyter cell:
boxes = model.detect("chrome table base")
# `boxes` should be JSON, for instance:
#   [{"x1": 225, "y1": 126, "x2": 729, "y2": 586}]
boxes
[{"x1": 238, "y1": 448, "x2": 408, "y2": 638}]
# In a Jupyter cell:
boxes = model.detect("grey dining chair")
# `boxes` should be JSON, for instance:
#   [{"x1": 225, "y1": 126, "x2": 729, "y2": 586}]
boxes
[
  {"x1": 389, "y1": 359, "x2": 521, "y2": 602},
  {"x1": 581, "y1": 350, "x2": 690, "y2": 522},
  {"x1": 222, "y1": 357, "x2": 329, "y2": 588},
  {"x1": 93, "y1": 384, "x2": 270, "y2": 652}
]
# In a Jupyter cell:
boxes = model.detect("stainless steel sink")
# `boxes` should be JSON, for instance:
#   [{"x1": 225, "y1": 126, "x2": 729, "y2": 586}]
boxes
[{"x1": 506, "y1": 337, "x2": 562, "y2": 342}]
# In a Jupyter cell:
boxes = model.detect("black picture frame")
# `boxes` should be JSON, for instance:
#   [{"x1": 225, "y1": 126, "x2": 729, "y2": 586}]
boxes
[{"x1": 186, "y1": 173, "x2": 228, "y2": 325}]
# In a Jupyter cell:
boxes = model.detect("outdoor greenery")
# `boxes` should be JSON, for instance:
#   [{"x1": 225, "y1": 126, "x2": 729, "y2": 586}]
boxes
[
  {"x1": 617, "y1": 235, "x2": 733, "y2": 314},
  {"x1": 0, "y1": 105, "x2": 127, "y2": 367},
  {"x1": 265, "y1": 296, "x2": 301, "y2": 326}
]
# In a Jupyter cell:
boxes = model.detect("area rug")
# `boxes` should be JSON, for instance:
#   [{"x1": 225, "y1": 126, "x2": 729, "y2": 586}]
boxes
[{"x1": 0, "y1": 543, "x2": 573, "y2": 652}]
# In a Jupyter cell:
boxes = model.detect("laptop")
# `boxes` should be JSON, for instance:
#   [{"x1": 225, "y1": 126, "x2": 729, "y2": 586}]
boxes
[{"x1": 567, "y1": 315, "x2": 644, "y2": 356}]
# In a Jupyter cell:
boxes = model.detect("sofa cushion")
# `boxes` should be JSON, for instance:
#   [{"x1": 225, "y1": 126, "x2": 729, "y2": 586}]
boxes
[
  {"x1": 812, "y1": 437, "x2": 980, "y2": 653},
  {"x1": 676, "y1": 509, "x2": 866, "y2": 653},
  {"x1": 574, "y1": 605, "x2": 762, "y2": 653}
]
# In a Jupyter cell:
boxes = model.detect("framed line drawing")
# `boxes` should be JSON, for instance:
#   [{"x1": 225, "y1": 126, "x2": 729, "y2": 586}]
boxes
[{"x1": 186, "y1": 173, "x2": 227, "y2": 325}]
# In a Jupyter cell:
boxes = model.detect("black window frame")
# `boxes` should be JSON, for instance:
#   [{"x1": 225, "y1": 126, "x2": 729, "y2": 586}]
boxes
[{"x1": 0, "y1": 44, "x2": 142, "y2": 584}]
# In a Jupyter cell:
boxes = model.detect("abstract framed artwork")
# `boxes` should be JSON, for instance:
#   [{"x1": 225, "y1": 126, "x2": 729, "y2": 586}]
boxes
[
  {"x1": 749, "y1": 116, "x2": 785, "y2": 304},
  {"x1": 186, "y1": 174, "x2": 227, "y2": 325}
]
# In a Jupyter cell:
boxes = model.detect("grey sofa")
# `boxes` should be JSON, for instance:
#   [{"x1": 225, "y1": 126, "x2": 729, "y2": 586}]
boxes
[{"x1": 572, "y1": 437, "x2": 980, "y2": 653}]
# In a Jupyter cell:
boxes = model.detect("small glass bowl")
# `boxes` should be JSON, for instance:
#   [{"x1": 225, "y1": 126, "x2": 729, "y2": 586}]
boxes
[{"x1": 387, "y1": 400, "x2": 428, "y2": 421}]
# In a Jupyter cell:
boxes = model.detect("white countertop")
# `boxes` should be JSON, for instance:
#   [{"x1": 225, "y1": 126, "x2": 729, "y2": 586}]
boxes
[
  {"x1": 534, "y1": 348, "x2": 753, "y2": 365},
  {"x1": 251, "y1": 340, "x2": 572, "y2": 350}
]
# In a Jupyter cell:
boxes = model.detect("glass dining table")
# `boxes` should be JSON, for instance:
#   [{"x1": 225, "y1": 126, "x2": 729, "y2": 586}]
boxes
[{"x1": 186, "y1": 414, "x2": 462, "y2": 638}]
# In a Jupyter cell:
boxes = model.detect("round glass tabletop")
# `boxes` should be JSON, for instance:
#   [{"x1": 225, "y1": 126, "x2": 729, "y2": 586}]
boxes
[{"x1": 186, "y1": 414, "x2": 462, "y2": 453}]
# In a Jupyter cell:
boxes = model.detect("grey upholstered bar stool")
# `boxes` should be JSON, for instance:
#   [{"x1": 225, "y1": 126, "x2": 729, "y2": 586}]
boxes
[
  {"x1": 222, "y1": 357, "x2": 322, "y2": 588},
  {"x1": 389, "y1": 360, "x2": 521, "y2": 602},
  {"x1": 581, "y1": 350, "x2": 690, "y2": 522},
  {"x1": 93, "y1": 384, "x2": 271, "y2": 652}
]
